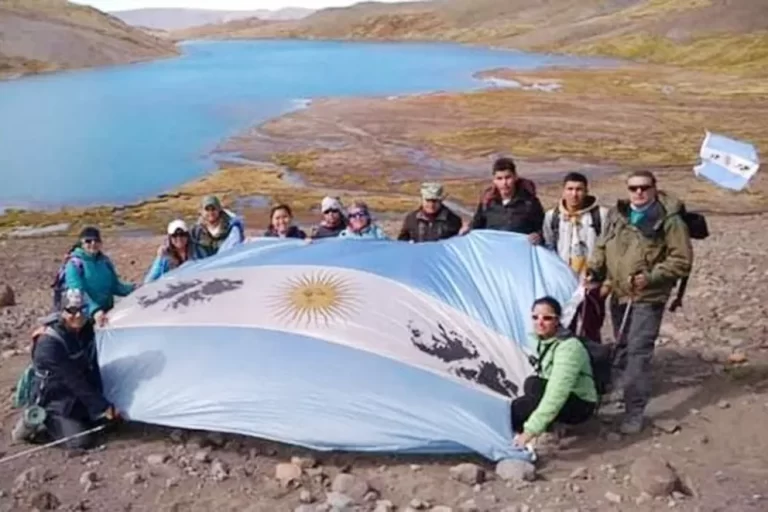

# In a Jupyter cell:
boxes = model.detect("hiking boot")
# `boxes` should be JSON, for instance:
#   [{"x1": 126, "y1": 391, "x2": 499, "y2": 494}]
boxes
[{"x1": 619, "y1": 414, "x2": 644, "y2": 435}]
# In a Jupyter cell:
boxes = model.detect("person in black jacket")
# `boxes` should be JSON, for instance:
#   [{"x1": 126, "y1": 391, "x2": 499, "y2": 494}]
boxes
[
  {"x1": 311, "y1": 196, "x2": 348, "y2": 239},
  {"x1": 29, "y1": 289, "x2": 121, "y2": 450},
  {"x1": 470, "y1": 157, "x2": 545, "y2": 244},
  {"x1": 397, "y1": 182, "x2": 463, "y2": 243}
]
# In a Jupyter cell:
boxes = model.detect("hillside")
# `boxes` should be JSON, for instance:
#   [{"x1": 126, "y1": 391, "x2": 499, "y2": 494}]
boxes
[
  {"x1": 0, "y1": 0, "x2": 178, "y2": 78},
  {"x1": 175, "y1": 0, "x2": 768, "y2": 75},
  {"x1": 112, "y1": 7, "x2": 314, "y2": 31}
]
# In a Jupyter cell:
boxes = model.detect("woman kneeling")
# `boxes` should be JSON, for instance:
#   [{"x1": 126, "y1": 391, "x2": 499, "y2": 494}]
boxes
[{"x1": 512, "y1": 296, "x2": 597, "y2": 448}]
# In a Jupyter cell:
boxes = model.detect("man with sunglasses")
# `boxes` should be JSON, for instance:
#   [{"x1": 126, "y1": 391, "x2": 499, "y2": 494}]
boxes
[
  {"x1": 22, "y1": 290, "x2": 122, "y2": 450},
  {"x1": 397, "y1": 182, "x2": 462, "y2": 243},
  {"x1": 311, "y1": 196, "x2": 348, "y2": 239},
  {"x1": 190, "y1": 195, "x2": 245, "y2": 258},
  {"x1": 586, "y1": 170, "x2": 692, "y2": 434}
]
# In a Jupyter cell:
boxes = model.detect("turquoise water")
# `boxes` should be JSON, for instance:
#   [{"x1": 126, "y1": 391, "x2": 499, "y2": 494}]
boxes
[{"x1": 0, "y1": 39, "x2": 609, "y2": 209}]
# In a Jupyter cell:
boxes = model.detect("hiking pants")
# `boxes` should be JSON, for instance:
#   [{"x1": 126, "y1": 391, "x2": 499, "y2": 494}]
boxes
[
  {"x1": 610, "y1": 299, "x2": 665, "y2": 416},
  {"x1": 568, "y1": 286, "x2": 606, "y2": 343},
  {"x1": 45, "y1": 411, "x2": 97, "y2": 450},
  {"x1": 510, "y1": 376, "x2": 595, "y2": 433}
]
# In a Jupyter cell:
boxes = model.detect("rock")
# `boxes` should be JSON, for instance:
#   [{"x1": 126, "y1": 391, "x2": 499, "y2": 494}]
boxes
[
  {"x1": 299, "y1": 490, "x2": 314, "y2": 504},
  {"x1": 331, "y1": 473, "x2": 370, "y2": 502},
  {"x1": 409, "y1": 498, "x2": 430, "y2": 509},
  {"x1": 28, "y1": 491, "x2": 60, "y2": 510},
  {"x1": 374, "y1": 500, "x2": 395, "y2": 512},
  {"x1": 166, "y1": 477, "x2": 180, "y2": 489},
  {"x1": 210, "y1": 460, "x2": 229, "y2": 481},
  {"x1": 0, "y1": 285, "x2": 15, "y2": 307},
  {"x1": 193, "y1": 449, "x2": 212, "y2": 463},
  {"x1": 13, "y1": 466, "x2": 49, "y2": 492},
  {"x1": 204, "y1": 432, "x2": 226, "y2": 447},
  {"x1": 450, "y1": 463, "x2": 485, "y2": 485},
  {"x1": 325, "y1": 492, "x2": 355, "y2": 510},
  {"x1": 275, "y1": 463, "x2": 302, "y2": 487},
  {"x1": 605, "y1": 491, "x2": 623, "y2": 504},
  {"x1": 123, "y1": 471, "x2": 144, "y2": 485},
  {"x1": 146, "y1": 453, "x2": 170, "y2": 466},
  {"x1": 717, "y1": 400, "x2": 731, "y2": 409},
  {"x1": 291, "y1": 456, "x2": 317, "y2": 469},
  {"x1": 495, "y1": 459, "x2": 536, "y2": 482},
  {"x1": 653, "y1": 419, "x2": 681, "y2": 434},
  {"x1": 636, "y1": 492, "x2": 652, "y2": 505},
  {"x1": 79, "y1": 471, "x2": 98, "y2": 485},
  {"x1": 432, "y1": 507, "x2": 454, "y2": 512},
  {"x1": 697, "y1": 435, "x2": 710, "y2": 445},
  {"x1": 630, "y1": 456, "x2": 679, "y2": 497},
  {"x1": 410, "y1": 464, "x2": 422, "y2": 471},
  {"x1": 569, "y1": 466, "x2": 589, "y2": 480},
  {"x1": 294, "y1": 506, "x2": 315, "y2": 512},
  {"x1": 459, "y1": 498, "x2": 479, "y2": 511},
  {"x1": 169, "y1": 429, "x2": 185, "y2": 444},
  {"x1": 728, "y1": 353, "x2": 748, "y2": 364}
]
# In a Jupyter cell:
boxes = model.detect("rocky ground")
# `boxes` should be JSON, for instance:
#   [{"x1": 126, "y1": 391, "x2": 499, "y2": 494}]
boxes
[{"x1": 0, "y1": 211, "x2": 766, "y2": 512}]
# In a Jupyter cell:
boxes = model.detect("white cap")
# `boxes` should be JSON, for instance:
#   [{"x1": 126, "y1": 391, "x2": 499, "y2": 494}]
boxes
[
  {"x1": 321, "y1": 196, "x2": 343, "y2": 213},
  {"x1": 167, "y1": 219, "x2": 189, "y2": 235}
]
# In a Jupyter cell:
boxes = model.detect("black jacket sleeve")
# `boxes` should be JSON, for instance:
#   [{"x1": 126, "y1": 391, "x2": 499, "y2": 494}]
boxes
[
  {"x1": 446, "y1": 211, "x2": 463, "y2": 238},
  {"x1": 397, "y1": 213, "x2": 414, "y2": 241},
  {"x1": 34, "y1": 336, "x2": 110, "y2": 420},
  {"x1": 528, "y1": 197, "x2": 546, "y2": 234},
  {"x1": 470, "y1": 202, "x2": 486, "y2": 230}
]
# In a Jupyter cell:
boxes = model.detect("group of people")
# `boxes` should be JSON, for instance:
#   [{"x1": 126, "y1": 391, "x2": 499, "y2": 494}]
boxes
[{"x1": 14, "y1": 156, "x2": 694, "y2": 455}]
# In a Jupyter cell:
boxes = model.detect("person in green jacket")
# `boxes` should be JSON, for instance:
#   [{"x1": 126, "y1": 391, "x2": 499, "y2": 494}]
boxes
[{"x1": 512, "y1": 296, "x2": 597, "y2": 448}]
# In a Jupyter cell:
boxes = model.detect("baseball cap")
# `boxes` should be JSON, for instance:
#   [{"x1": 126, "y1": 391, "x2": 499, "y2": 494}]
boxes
[
  {"x1": 62, "y1": 289, "x2": 85, "y2": 312},
  {"x1": 321, "y1": 196, "x2": 343, "y2": 213},
  {"x1": 167, "y1": 219, "x2": 189, "y2": 235},
  {"x1": 420, "y1": 182, "x2": 445, "y2": 201},
  {"x1": 201, "y1": 195, "x2": 221, "y2": 209},
  {"x1": 78, "y1": 226, "x2": 101, "y2": 242}
]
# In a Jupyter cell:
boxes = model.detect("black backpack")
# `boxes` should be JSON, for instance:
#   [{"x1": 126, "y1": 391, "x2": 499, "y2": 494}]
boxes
[
  {"x1": 549, "y1": 207, "x2": 602, "y2": 249},
  {"x1": 669, "y1": 205, "x2": 709, "y2": 312}
]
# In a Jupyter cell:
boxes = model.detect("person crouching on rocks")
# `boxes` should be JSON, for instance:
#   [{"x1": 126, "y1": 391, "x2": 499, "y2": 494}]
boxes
[
  {"x1": 310, "y1": 196, "x2": 347, "y2": 239},
  {"x1": 511, "y1": 296, "x2": 597, "y2": 449},
  {"x1": 264, "y1": 204, "x2": 307, "y2": 239},
  {"x1": 190, "y1": 195, "x2": 245, "y2": 258},
  {"x1": 338, "y1": 201, "x2": 389, "y2": 240},
  {"x1": 144, "y1": 219, "x2": 196, "y2": 284},
  {"x1": 64, "y1": 226, "x2": 135, "y2": 327},
  {"x1": 13, "y1": 290, "x2": 122, "y2": 451}
]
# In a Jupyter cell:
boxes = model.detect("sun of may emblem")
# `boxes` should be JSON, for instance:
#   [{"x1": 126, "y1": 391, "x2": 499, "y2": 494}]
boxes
[{"x1": 269, "y1": 271, "x2": 358, "y2": 327}]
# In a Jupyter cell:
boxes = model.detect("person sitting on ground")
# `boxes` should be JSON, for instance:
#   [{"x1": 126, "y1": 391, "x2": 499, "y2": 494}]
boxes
[
  {"x1": 397, "y1": 182, "x2": 463, "y2": 243},
  {"x1": 18, "y1": 290, "x2": 122, "y2": 451},
  {"x1": 469, "y1": 157, "x2": 545, "y2": 244},
  {"x1": 338, "y1": 201, "x2": 389, "y2": 240},
  {"x1": 542, "y1": 172, "x2": 610, "y2": 342},
  {"x1": 64, "y1": 226, "x2": 135, "y2": 327},
  {"x1": 190, "y1": 195, "x2": 245, "y2": 258},
  {"x1": 310, "y1": 196, "x2": 347, "y2": 239},
  {"x1": 144, "y1": 219, "x2": 197, "y2": 283},
  {"x1": 264, "y1": 204, "x2": 307, "y2": 239},
  {"x1": 586, "y1": 170, "x2": 692, "y2": 435},
  {"x1": 511, "y1": 296, "x2": 597, "y2": 449}
]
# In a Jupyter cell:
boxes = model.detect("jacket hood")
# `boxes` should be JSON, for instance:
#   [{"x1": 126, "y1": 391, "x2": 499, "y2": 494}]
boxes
[
  {"x1": 558, "y1": 195, "x2": 599, "y2": 216},
  {"x1": 197, "y1": 208, "x2": 243, "y2": 230},
  {"x1": 71, "y1": 247, "x2": 104, "y2": 262},
  {"x1": 535, "y1": 326, "x2": 573, "y2": 346}
]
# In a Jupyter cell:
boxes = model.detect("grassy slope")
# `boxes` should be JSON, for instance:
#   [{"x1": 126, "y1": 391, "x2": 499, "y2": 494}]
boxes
[
  {"x1": 176, "y1": 0, "x2": 768, "y2": 76},
  {"x1": 0, "y1": 0, "x2": 178, "y2": 77}
]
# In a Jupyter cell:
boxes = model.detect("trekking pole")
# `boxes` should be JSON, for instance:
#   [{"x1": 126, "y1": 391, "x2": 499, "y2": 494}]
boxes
[{"x1": 0, "y1": 424, "x2": 107, "y2": 466}]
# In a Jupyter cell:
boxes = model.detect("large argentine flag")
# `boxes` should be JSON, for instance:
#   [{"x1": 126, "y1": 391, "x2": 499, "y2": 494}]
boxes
[
  {"x1": 694, "y1": 131, "x2": 760, "y2": 191},
  {"x1": 98, "y1": 231, "x2": 579, "y2": 461}
]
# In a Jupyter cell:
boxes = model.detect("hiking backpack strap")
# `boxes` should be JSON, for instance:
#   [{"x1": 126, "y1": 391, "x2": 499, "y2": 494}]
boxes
[
  {"x1": 549, "y1": 209, "x2": 560, "y2": 249},
  {"x1": 590, "y1": 208, "x2": 602, "y2": 237}
]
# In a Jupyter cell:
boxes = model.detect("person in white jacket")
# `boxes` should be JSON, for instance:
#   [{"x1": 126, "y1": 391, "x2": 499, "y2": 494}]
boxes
[{"x1": 543, "y1": 172, "x2": 609, "y2": 342}]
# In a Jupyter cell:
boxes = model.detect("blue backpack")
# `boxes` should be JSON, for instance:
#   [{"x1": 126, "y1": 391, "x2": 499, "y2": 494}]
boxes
[{"x1": 51, "y1": 252, "x2": 84, "y2": 311}]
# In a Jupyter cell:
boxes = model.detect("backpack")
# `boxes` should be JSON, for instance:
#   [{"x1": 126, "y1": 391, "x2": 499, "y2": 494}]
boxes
[
  {"x1": 668, "y1": 205, "x2": 709, "y2": 312},
  {"x1": 51, "y1": 250, "x2": 115, "y2": 311},
  {"x1": 12, "y1": 326, "x2": 65, "y2": 409},
  {"x1": 549, "y1": 207, "x2": 602, "y2": 249}
]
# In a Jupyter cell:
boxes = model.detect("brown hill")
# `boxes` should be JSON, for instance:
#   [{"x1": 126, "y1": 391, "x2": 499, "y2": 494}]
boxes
[
  {"x1": 174, "y1": 0, "x2": 768, "y2": 74},
  {"x1": 0, "y1": 0, "x2": 178, "y2": 78}
]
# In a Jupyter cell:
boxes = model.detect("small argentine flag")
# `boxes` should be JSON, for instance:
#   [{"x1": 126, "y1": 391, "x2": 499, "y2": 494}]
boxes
[{"x1": 694, "y1": 131, "x2": 760, "y2": 191}]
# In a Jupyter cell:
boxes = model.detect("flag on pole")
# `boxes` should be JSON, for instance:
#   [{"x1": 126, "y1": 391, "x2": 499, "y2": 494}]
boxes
[{"x1": 694, "y1": 131, "x2": 760, "y2": 191}]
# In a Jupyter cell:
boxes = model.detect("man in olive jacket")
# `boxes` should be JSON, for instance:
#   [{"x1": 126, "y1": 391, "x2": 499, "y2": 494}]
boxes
[{"x1": 587, "y1": 170, "x2": 692, "y2": 434}]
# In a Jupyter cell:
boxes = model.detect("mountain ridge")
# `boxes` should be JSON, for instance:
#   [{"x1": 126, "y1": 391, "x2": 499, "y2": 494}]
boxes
[{"x1": 112, "y1": 7, "x2": 315, "y2": 31}]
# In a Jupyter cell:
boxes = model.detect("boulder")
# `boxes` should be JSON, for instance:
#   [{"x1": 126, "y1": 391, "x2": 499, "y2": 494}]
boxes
[{"x1": 630, "y1": 456, "x2": 679, "y2": 497}]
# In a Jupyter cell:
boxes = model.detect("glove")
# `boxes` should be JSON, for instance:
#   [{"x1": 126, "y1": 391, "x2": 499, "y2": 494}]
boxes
[{"x1": 102, "y1": 405, "x2": 122, "y2": 423}]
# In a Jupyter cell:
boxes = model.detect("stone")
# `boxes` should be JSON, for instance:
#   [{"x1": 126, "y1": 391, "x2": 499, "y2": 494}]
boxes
[
  {"x1": 374, "y1": 500, "x2": 395, "y2": 512},
  {"x1": 432, "y1": 507, "x2": 454, "y2": 512},
  {"x1": 630, "y1": 456, "x2": 679, "y2": 497},
  {"x1": 636, "y1": 492, "x2": 652, "y2": 505},
  {"x1": 459, "y1": 498, "x2": 479, "y2": 511},
  {"x1": 0, "y1": 285, "x2": 15, "y2": 307},
  {"x1": 331, "y1": 473, "x2": 370, "y2": 502},
  {"x1": 79, "y1": 471, "x2": 98, "y2": 485},
  {"x1": 123, "y1": 471, "x2": 144, "y2": 485},
  {"x1": 29, "y1": 491, "x2": 60, "y2": 510},
  {"x1": 409, "y1": 498, "x2": 430, "y2": 509},
  {"x1": 569, "y1": 466, "x2": 589, "y2": 480},
  {"x1": 728, "y1": 353, "x2": 748, "y2": 364},
  {"x1": 275, "y1": 463, "x2": 302, "y2": 487},
  {"x1": 325, "y1": 492, "x2": 355, "y2": 510},
  {"x1": 450, "y1": 463, "x2": 486, "y2": 485},
  {"x1": 717, "y1": 400, "x2": 731, "y2": 409},
  {"x1": 299, "y1": 490, "x2": 313, "y2": 504},
  {"x1": 210, "y1": 460, "x2": 229, "y2": 481},
  {"x1": 496, "y1": 459, "x2": 536, "y2": 482},
  {"x1": 605, "y1": 491, "x2": 623, "y2": 504},
  {"x1": 169, "y1": 430, "x2": 185, "y2": 444},
  {"x1": 193, "y1": 449, "x2": 212, "y2": 463},
  {"x1": 410, "y1": 464, "x2": 422, "y2": 471},
  {"x1": 166, "y1": 477, "x2": 180, "y2": 489},
  {"x1": 291, "y1": 456, "x2": 317, "y2": 469},
  {"x1": 146, "y1": 453, "x2": 170, "y2": 466},
  {"x1": 653, "y1": 419, "x2": 681, "y2": 434},
  {"x1": 205, "y1": 432, "x2": 226, "y2": 447},
  {"x1": 294, "y1": 506, "x2": 315, "y2": 512}
]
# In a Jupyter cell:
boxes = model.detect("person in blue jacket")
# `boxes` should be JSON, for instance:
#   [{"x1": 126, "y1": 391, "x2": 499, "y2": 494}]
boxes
[
  {"x1": 26, "y1": 290, "x2": 122, "y2": 450},
  {"x1": 338, "y1": 200, "x2": 389, "y2": 240},
  {"x1": 190, "y1": 195, "x2": 245, "y2": 258},
  {"x1": 144, "y1": 219, "x2": 197, "y2": 283},
  {"x1": 64, "y1": 226, "x2": 135, "y2": 327}
]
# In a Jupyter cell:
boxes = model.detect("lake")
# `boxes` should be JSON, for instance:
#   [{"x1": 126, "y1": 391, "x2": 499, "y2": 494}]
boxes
[{"x1": 0, "y1": 39, "x2": 609, "y2": 210}]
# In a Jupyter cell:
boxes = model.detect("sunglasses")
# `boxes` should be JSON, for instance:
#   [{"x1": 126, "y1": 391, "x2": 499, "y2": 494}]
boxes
[
  {"x1": 171, "y1": 231, "x2": 189, "y2": 238},
  {"x1": 82, "y1": 239, "x2": 100, "y2": 245},
  {"x1": 204, "y1": 205, "x2": 218, "y2": 212},
  {"x1": 531, "y1": 314, "x2": 557, "y2": 321},
  {"x1": 348, "y1": 211, "x2": 368, "y2": 219},
  {"x1": 627, "y1": 184, "x2": 653, "y2": 193},
  {"x1": 323, "y1": 209, "x2": 340, "y2": 215},
  {"x1": 64, "y1": 307, "x2": 85, "y2": 316}
]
